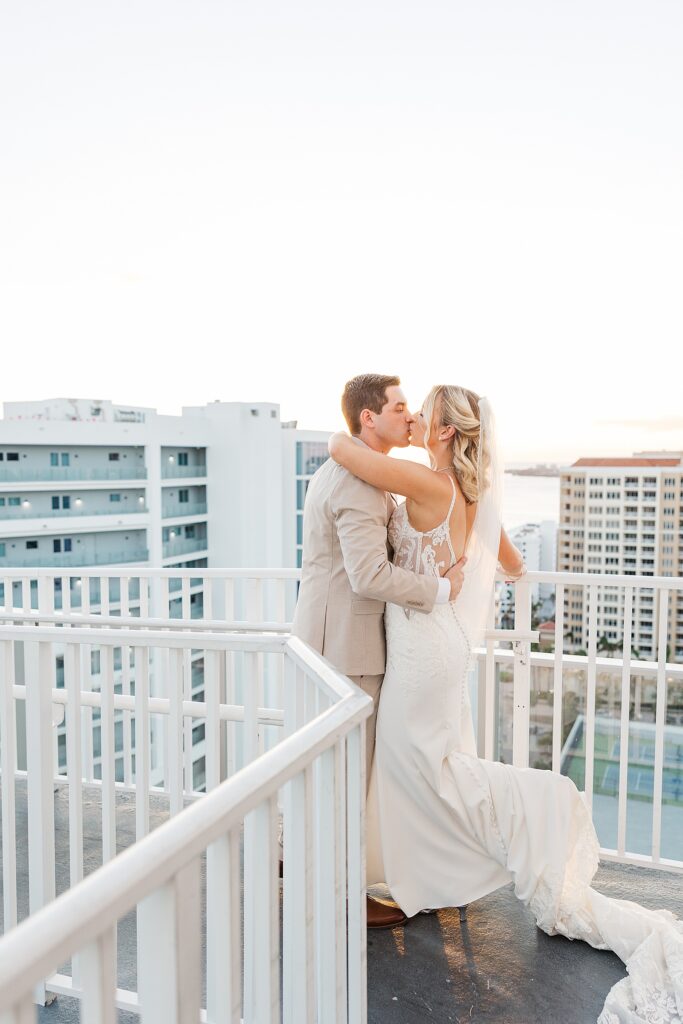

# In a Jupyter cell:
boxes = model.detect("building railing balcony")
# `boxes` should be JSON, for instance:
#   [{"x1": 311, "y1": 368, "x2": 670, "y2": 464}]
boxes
[
  {"x1": 161, "y1": 464, "x2": 207, "y2": 479},
  {"x1": 0, "y1": 549, "x2": 149, "y2": 570},
  {"x1": 0, "y1": 505, "x2": 148, "y2": 521},
  {"x1": 0, "y1": 567, "x2": 681, "y2": 1020},
  {"x1": 0, "y1": 466, "x2": 147, "y2": 484},
  {"x1": 161, "y1": 502, "x2": 208, "y2": 520},
  {"x1": 162, "y1": 537, "x2": 208, "y2": 558}
]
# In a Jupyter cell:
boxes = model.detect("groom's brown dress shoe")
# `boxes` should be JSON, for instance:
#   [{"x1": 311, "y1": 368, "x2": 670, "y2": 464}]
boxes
[{"x1": 366, "y1": 896, "x2": 408, "y2": 929}]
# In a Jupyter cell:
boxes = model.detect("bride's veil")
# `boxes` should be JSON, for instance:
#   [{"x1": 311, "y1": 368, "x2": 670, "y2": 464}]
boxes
[{"x1": 454, "y1": 397, "x2": 503, "y2": 654}]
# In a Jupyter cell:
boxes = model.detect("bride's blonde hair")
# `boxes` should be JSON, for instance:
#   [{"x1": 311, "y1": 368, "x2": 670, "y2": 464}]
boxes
[{"x1": 422, "y1": 385, "x2": 490, "y2": 504}]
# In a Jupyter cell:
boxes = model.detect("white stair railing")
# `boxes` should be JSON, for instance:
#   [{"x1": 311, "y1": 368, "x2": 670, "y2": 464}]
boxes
[{"x1": 0, "y1": 630, "x2": 372, "y2": 1023}]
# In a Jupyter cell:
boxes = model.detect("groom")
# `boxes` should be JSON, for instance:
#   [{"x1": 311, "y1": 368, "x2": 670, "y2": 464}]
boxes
[{"x1": 292, "y1": 373, "x2": 466, "y2": 928}]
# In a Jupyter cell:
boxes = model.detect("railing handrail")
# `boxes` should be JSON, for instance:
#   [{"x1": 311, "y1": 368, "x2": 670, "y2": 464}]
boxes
[
  {"x1": 523, "y1": 569, "x2": 683, "y2": 589},
  {"x1": 0, "y1": 622, "x2": 287, "y2": 651},
  {"x1": 0, "y1": 550, "x2": 149, "y2": 570},
  {"x1": 0, "y1": 608, "x2": 294, "y2": 633},
  {"x1": 472, "y1": 645, "x2": 683, "y2": 678},
  {"x1": 0, "y1": 648, "x2": 372, "y2": 1004},
  {"x1": 0, "y1": 567, "x2": 301, "y2": 579},
  {"x1": 0, "y1": 626, "x2": 361, "y2": 704},
  {"x1": 1, "y1": 565, "x2": 681, "y2": 588},
  {"x1": 0, "y1": 506, "x2": 148, "y2": 519}
]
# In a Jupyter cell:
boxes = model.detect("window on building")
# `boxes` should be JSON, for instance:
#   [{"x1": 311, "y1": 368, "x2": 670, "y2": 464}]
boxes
[
  {"x1": 110, "y1": 493, "x2": 121, "y2": 502},
  {"x1": 108, "y1": 453, "x2": 120, "y2": 461},
  {"x1": 8, "y1": 497, "x2": 20, "y2": 506},
  {"x1": 0, "y1": 543, "x2": 4, "y2": 557},
  {"x1": 50, "y1": 452, "x2": 59, "y2": 466},
  {"x1": 64, "y1": 538, "x2": 72, "y2": 552},
  {"x1": 178, "y1": 452, "x2": 189, "y2": 466},
  {"x1": 51, "y1": 496, "x2": 60, "y2": 510},
  {"x1": 54, "y1": 539, "x2": 61, "y2": 553},
  {"x1": 7, "y1": 452, "x2": 19, "y2": 462},
  {"x1": 0, "y1": 498, "x2": 4, "y2": 506},
  {"x1": 26, "y1": 540, "x2": 38, "y2": 550},
  {"x1": 296, "y1": 441, "x2": 329, "y2": 476},
  {"x1": 61, "y1": 453, "x2": 70, "y2": 466},
  {"x1": 185, "y1": 525, "x2": 196, "y2": 539},
  {"x1": 179, "y1": 489, "x2": 189, "y2": 503},
  {"x1": 297, "y1": 479, "x2": 310, "y2": 510},
  {"x1": 62, "y1": 496, "x2": 70, "y2": 509}
]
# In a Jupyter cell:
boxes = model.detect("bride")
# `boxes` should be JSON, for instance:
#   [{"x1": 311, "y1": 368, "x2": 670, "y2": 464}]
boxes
[{"x1": 328, "y1": 385, "x2": 682, "y2": 1024}]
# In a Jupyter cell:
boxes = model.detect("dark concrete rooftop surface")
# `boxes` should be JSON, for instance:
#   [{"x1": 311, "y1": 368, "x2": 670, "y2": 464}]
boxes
[{"x1": 1, "y1": 781, "x2": 681, "y2": 1024}]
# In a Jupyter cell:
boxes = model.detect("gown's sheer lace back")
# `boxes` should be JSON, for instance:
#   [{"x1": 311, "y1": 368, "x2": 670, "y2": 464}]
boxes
[{"x1": 389, "y1": 473, "x2": 459, "y2": 578}]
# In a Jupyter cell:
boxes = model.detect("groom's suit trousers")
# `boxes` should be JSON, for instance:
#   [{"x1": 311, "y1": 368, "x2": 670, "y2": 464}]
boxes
[{"x1": 348, "y1": 673, "x2": 383, "y2": 793}]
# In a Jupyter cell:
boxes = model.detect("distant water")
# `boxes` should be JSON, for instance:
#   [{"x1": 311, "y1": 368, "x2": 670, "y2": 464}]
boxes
[{"x1": 502, "y1": 473, "x2": 560, "y2": 530}]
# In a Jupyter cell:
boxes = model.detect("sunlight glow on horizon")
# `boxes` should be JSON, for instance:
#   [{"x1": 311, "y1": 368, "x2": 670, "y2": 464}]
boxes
[{"x1": 2, "y1": 1, "x2": 681, "y2": 464}]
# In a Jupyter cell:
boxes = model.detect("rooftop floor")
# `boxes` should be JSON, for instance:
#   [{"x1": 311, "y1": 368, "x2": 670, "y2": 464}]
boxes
[{"x1": 2, "y1": 782, "x2": 681, "y2": 1024}]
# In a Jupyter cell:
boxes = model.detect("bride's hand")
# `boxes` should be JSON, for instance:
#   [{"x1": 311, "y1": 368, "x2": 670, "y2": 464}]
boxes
[{"x1": 328, "y1": 431, "x2": 351, "y2": 461}]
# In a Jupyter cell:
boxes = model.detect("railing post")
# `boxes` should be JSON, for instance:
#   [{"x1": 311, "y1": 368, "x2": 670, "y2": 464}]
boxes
[
  {"x1": 243, "y1": 795, "x2": 279, "y2": 1024},
  {"x1": 346, "y1": 721, "x2": 367, "y2": 1024},
  {"x1": 24, "y1": 639, "x2": 56, "y2": 1006},
  {"x1": 0, "y1": 640, "x2": 18, "y2": 934},
  {"x1": 138, "y1": 860, "x2": 201, "y2": 1024},
  {"x1": 283, "y1": 659, "x2": 315, "y2": 1024},
  {"x1": 512, "y1": 575, "x2": 531, "y2": 768}
]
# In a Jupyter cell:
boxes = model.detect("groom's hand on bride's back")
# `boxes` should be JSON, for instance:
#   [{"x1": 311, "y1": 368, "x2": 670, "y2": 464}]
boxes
[{"x1": 444, "y1": 556, "x2": 467, "y2": 600}]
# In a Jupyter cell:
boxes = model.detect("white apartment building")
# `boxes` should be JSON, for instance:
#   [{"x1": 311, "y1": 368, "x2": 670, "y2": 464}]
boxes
[
  {"x1": 498, "y1": 520, "x2": 557, "y2": 625},
  {"x1": 0, "y1": 397, "x2": 329, "y2": 578},
  {"x1": 0, "y1": 397, "x2": 330, "y2": 786},
  {"x1": 558, "y1": 455, "x2": 683, "y2": 661}
]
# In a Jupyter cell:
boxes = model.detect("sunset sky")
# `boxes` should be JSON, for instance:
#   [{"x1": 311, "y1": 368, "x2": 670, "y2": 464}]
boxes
[{"x1": 2, "y1": 1, "x2": 681, "y2": 462}]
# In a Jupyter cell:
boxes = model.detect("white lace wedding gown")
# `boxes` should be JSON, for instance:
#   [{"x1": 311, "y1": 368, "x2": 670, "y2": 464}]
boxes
[{"x1": 366, "y1": 485, "x2": 683, "y2": 1024}]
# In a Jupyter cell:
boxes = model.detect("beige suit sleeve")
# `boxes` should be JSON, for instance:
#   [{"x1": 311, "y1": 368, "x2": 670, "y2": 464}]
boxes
[{"x1": 331, "y1": 475, "x2": 439, "y2": 612}]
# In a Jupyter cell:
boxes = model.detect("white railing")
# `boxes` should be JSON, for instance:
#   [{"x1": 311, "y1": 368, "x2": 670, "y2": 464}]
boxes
[
  {"x1": 162, "y1": 538, "x2": 209, "y2": 559},
  {"x1": 0, "y1": 505, "x2": 147, "y2": 520},
  {"x1": 0, "y1": 624, "x2": 371, "y2": 1022},
  {"x1": 162, "y1": 502, "x2": 208, "y2": 519},
  {"x1": 1, "y1": 566, "x2": 681, "y2": 874},
  {"x1": 0, "y1": 466, "x2": 147, "y2": 483},
  {"x1": 0, "y1": 566, "x2": 300, "y2": 629},
  {"x1": 476, "y1": 570, "x2": 683, "y2": 873},
  {"x1": 0, "y1": 549, "x2": 150, "y2": 570},
  {"x1": 161, "y1": 465, "x2": 207, "y2": 479}
]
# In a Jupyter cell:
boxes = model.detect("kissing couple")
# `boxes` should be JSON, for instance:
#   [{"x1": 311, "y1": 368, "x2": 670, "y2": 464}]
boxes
[{"x1": 292, "y1": 374, "x2": 682, "y2": 1024}]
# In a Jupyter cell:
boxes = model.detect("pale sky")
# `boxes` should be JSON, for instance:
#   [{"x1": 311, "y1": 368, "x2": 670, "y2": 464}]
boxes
[{"x1": 2, "y1": 1, "x2": 682, "y2": 462}]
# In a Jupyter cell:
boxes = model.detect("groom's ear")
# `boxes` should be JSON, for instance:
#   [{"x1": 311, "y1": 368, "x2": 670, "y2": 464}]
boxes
[{"x1": 359, "y1": 408, "x2": 375, "y2": 429}]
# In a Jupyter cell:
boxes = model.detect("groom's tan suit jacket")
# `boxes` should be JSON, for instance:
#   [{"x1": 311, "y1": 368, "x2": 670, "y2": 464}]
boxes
[{"x1": 292, "y1": 444, "x2": 440, "y2": 677}]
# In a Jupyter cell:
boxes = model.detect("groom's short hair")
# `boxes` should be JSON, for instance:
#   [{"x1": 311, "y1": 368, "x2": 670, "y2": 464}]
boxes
[{"x1": 341, "y1": 374, "x2": 400, "y2": 434}]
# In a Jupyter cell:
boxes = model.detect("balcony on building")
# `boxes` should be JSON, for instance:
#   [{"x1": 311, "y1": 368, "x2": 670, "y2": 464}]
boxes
[
  {"x1": 161, "y1": 483, "x2": 208, "y2": 521},
  {"x1": 161, "y1": 516, "x2": 208, "y2": 563},
  {"x1": 160, "y1": 446, "x2": 207, "y2": 480},
  {"x1": 0, "y1": 445, "x2": 147, "y2": 486},
  {"x1": 0, "y1": 528, "x2": 149, "y2": 570}
]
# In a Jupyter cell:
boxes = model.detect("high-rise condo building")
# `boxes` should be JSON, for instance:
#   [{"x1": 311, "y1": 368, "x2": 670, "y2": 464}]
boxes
[{"x1": 558, "y1": 454, "x2": 683, "y2": 661}]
